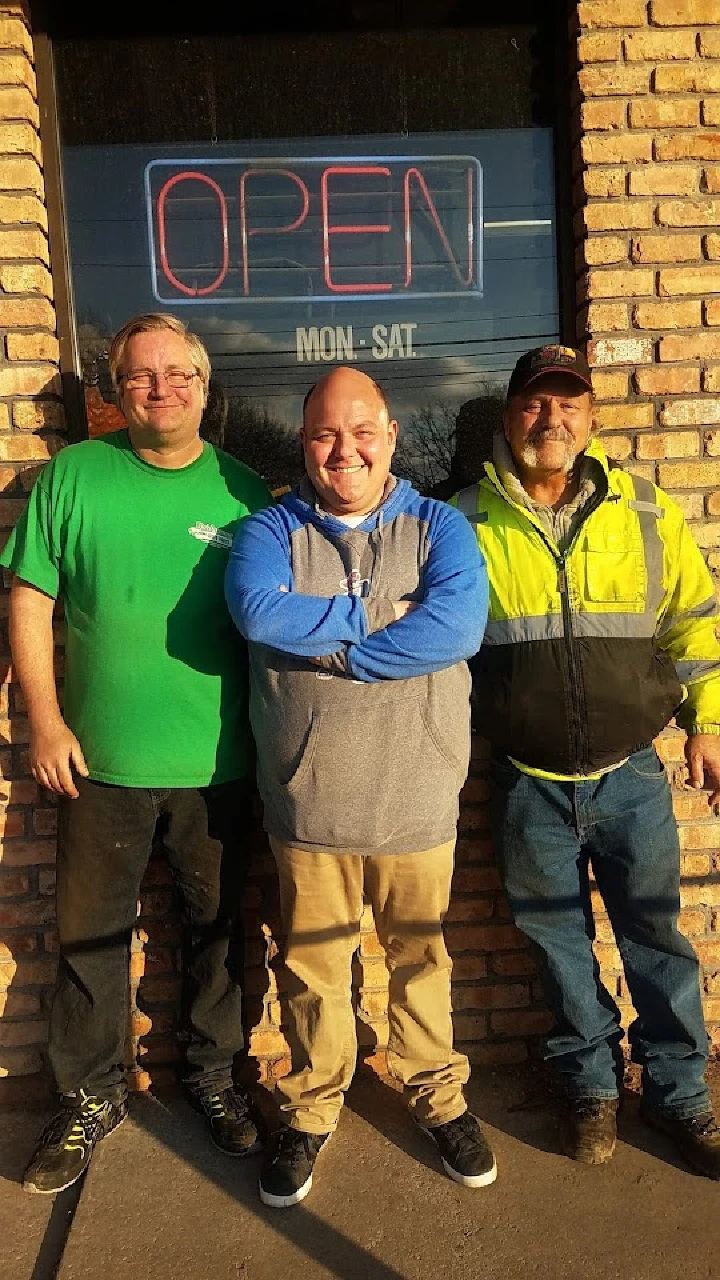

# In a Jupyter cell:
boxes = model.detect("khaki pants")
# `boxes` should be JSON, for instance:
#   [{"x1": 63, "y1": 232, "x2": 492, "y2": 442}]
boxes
[{"x1": 270, "y1": 839, "x2": 469, "y2": 1135}]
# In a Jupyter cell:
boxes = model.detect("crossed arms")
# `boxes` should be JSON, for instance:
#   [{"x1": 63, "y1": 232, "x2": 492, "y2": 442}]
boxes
[{"x1": 224, "y1": 503, "x2": 489, "y2": 682}]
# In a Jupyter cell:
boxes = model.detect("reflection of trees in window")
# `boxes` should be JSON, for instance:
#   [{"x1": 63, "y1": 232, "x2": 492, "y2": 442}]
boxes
[
  {"x1": 78, "y1": 319, "x2": 126, "y2": 437},
  {"x1": 76, "y1": 315, "x2": 506, "y2": 500},
  {"x1": 220, "y1": 392, "x2": 303, "y2": 492},
  {"x1": 220, "y1": 388, "x2": 507, "y2": 498},
  {"x1": 78, "y1": 318, "x2": 113, "y2": 398},
  {"x1": 394, "y1": 402, "x2": 457, "y2": 495},
  {"x1": 394, "y1": 392, "x2": 504, "y2": 498}
]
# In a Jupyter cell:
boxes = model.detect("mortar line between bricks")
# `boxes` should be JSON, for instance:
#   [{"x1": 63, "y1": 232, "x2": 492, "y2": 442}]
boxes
[{"x1": 29, "y1": 1175, "x2": 86, "y2": 1280}]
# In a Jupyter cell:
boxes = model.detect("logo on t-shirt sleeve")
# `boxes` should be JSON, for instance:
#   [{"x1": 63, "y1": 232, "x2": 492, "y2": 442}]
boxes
[{"x1": 188, "y1": 522, "x2": 233, "y2": 549}]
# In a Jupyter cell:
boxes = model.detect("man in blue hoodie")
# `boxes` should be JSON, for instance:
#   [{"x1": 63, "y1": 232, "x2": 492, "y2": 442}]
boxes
[{"x1": 226, "y1": 366, "x2": 492, "y2": 1208}]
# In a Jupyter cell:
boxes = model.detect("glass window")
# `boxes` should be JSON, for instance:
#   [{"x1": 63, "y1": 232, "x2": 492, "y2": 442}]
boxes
[{"x1": 53, "y1": 18, "x2": 559, "y2": 493}]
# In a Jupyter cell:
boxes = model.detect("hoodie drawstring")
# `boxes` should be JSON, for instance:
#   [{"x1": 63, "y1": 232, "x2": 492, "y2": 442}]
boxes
[{"x1": 367, "y1": 510, "x2": 385, "y2": 599}]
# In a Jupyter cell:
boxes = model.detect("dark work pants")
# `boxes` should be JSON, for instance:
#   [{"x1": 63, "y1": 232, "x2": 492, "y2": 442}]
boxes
[{"x1": 49, "y1": 775, "x2": 252, "y2": 1103}]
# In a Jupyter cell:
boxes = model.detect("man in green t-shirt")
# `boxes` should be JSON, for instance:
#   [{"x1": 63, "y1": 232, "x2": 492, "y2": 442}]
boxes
[{"x1": 1, "y1": 313, "x2": 271, "y2": 1195}]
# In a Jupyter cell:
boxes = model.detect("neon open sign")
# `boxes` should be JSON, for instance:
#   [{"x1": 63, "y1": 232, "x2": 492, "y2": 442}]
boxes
[{"x1": 145, "y1": 155, "x2": 483, "y2": 304}]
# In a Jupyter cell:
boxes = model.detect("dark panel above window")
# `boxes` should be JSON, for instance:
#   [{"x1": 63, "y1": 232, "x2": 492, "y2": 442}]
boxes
[
  {"x1": 52, "y1": 24, "x2": 555, "y2": 146},
  {"x1": 37, "y1": 0, "x2": 559, "y2": 36}
]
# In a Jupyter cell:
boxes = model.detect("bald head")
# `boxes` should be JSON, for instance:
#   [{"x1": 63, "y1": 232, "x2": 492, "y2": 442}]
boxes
[
  {"x1": 300, "y1": 366, "x2": 397, "y2": 517},
  {"x1": 303, "y1": 367, "x2": 390, "y2": 426}
]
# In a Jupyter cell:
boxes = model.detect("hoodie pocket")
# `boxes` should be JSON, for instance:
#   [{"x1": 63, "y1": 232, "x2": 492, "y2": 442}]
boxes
[
  {"x1": 275, "y1": 680, "x2": 470, "y2": 851},
  {"x1": 285, "y1": 715, "x2": 321, "y2": 795},
  {"x1": 420, "y1": 699, "x2": 467, "y2": 774}
]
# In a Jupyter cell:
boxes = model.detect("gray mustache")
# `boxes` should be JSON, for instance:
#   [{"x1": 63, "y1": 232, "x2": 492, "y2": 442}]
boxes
[{"x1": 528, "y1": 427, "x2": 574, "y2": 445}]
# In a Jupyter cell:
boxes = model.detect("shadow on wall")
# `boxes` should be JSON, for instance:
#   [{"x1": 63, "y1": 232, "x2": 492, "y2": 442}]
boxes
[
  {"x1": 3, "y1": 746, "x2": 720, "y2": 1094},
  {"x1": 429, "y1": 395, "x2": 503, "y2": 500},
  {"x1": 131, "y1": 732, "x2": 720, "y2": 1087},
  {"x1": 130, "y1": 750, "x2": 545, "y2": 1091},
  {"x1": 0, "y1": 639, "x2": 59, "y2": 1097},
  {"x1": 0, "y1": 364, "x2": 69, "y2": 1098},
  {"x1": 1, "y1": 359, "x2": 719, "y2": 1088}
]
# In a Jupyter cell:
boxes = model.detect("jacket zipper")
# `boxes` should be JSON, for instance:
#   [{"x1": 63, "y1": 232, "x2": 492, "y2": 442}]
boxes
[
  {"x1": 554, "y1": 489, "x2": 608, "y2": 772},
  {"x1": 484, "y1": 467, "x2": 608, "y2": 773},
  {"x1": 556, "y1": 555, "x2": 584, "y2": 772}
]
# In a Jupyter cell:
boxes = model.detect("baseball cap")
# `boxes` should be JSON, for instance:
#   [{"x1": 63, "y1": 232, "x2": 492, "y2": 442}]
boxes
[{"x1": 507, "y1": 345, "x2": 593, "y2": 398}]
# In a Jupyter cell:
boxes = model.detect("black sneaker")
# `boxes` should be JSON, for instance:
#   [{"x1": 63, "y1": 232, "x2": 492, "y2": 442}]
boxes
[
  {"x1": 192, "y1": 1086, "x2": 261, "y2": 1156},
  {"x1": 641, "y1": 1107, "x2": 720, "y2": 1180},
  {"x1": 421, "y1": 1112, "x2": 497, "y2": 1187},
  {"x1": 23, "y1": 1092, "x2": 127, "y2": 1195},
  {"x1": 562, "y1": 1097, "x2": 618, "y2": 1165},
  {"x1": 259, "y1": 1126, "x2": 331, "y2": 1208}
]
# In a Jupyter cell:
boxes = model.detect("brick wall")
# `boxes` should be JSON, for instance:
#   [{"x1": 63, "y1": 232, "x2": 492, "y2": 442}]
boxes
[
  {"x1": 3, "y1": 1, "x2": 720, "y2": 1098},
  {"x1": 574, "y1": 0, "x2": 720, "y2": 1051},
  {"x1": 0, "y1": 0, "x2": 66, "y2": 1101}
]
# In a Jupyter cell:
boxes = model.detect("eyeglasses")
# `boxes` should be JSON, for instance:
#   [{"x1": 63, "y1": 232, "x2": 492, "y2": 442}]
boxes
[{"x1": 118, "y1": 369, "x2": 201, "y2": 390}]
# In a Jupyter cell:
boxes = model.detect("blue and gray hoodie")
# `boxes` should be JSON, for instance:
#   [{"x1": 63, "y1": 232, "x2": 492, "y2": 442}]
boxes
[{"x1": 225, "y1": 476, "x2": 488, "y2": 854}]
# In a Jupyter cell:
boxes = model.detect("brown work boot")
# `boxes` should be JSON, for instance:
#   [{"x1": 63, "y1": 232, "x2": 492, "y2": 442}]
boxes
[
  {"x1": 562, "y1": 1097, "x2": 618, "y2": 1165},
  {"x1": 640, "y1": 1108, "x2": 720, "y2": 1180}
]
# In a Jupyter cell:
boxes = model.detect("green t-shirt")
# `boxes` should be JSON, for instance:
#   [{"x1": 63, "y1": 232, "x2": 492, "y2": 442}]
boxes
[{"x1": 1, "y1": 430, "x2": 271, "y2": 787}]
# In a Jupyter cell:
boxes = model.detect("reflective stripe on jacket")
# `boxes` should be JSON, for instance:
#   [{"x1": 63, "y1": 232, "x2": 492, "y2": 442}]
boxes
[{"x1": 452, "y1": 437, "x2": 720, "y2": 776}]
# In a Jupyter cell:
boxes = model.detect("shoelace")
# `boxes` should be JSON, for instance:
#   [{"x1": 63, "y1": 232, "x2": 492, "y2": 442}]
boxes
[
  {"x1": 686, "y1": 1114, "x2": 720, "y2": 1139},
  {"x1": 203, "y1": 1088, "x2": 250, "y2": 1121},
  {"x1": 438, "y1": 1113, "x2": 484, "y2": 1157},
  {"x1": 270, "y1": 1128, "x2": 315, "y2": 1169},
  {"x1": 573, "y1": 1099, "x2": 612, "y2": 1121},
  {"x1": 39, "y1": 1095, "x2": 109, "y2": 1155}
]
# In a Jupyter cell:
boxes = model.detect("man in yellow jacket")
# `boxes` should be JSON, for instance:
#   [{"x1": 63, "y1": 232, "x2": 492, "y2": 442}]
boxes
[{"x1": 453, "y1": 343, "x2": 720, "y2": 1178}]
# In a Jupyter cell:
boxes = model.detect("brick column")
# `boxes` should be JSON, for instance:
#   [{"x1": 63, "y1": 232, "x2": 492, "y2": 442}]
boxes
[
  {"x1": 574, "y1": 0, "x2": 720, "y2": 1051},
  {"x1": 0, "y1": 1, "x2": 66, "y2": 1099}
]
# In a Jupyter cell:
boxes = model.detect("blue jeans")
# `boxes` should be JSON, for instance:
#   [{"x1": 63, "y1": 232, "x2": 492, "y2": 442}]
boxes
[{"x1": 490, "y1": 747, "x2": 710, "y2": 1118}]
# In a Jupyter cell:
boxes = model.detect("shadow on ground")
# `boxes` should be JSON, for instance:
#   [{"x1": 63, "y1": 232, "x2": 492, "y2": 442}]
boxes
[{"x1": 3, "y1": 1065, "x2": 720, "y2": 1280}]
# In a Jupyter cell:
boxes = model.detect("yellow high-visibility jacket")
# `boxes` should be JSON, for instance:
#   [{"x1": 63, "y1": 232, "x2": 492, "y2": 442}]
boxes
[{"x1": 452, "y1": 438, "x2": 720, "y2": 776}]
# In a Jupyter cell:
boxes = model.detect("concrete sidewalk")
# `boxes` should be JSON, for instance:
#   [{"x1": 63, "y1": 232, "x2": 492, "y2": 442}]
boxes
[{"x1": 2, "y1": 1066, "x2": 719, "y2": 1280}]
